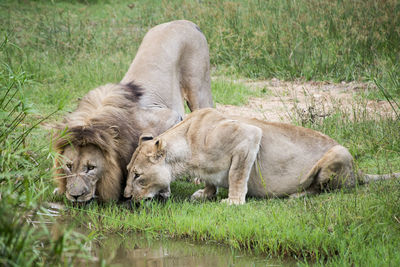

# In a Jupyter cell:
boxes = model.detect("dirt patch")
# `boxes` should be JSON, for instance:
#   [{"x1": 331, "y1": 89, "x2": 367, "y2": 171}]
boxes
[{"x1": 215, "y1": 78, "x2": 396, "y2": 123}]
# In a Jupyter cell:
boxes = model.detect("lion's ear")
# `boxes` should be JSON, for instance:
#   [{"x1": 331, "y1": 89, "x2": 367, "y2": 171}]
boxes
[
  {"x1": 149, "y1": 139, "x2": 166, "y2": 163},
  {"x1": 155, "y1": 139, "x2": 166, "y2": 156},
  {"x1": 109, "y1": 126, "x2": 120, "y2": 139},
  {"x1": 139, "y1": 133, "x2": 154, "y2": 146}
]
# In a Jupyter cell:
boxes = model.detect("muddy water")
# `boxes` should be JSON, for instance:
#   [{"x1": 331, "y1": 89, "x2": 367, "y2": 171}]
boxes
[
  {"x1": 45, "y1": 203, "x2": 293, "y2": 266},
  {"x1": 89, "y1": 233, "x2": 291, "y2": 267}
]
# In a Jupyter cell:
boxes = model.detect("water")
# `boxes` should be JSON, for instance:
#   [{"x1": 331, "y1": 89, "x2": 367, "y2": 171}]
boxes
[
  {"x1": 45, "y1": 203, "x2": 294, "y2": 266},
  {"x1": 89, "y1": 233, "x2": 289, "y2": 267}
]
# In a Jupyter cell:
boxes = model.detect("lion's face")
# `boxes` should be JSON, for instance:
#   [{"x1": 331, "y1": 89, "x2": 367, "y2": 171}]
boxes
[
  {"x1": 124, "y1": 138, "x2": 171, "y2": 201},
  {"x1": 61, "y1": 144, "x2": 105, "y2": 202}
]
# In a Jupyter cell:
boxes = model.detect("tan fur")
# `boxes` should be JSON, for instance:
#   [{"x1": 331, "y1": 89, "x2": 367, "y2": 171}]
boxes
[
  {"x1": 125, "y1": 108, "x2": 398, "y2": 205},
  {"x1": 53, "y1": 20, "x2": 213, "y2": 202},
  {"x1": 121, "y1": 20, "x2": 213, "y2": 116}
]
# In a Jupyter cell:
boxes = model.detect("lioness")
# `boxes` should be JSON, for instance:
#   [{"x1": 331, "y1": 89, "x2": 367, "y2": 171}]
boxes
[
  {"x1": 53, "y1": 20, "x2": 213, "y2": 203},
  {"x1": 124, "y1": 108, "x2": 399, "y2": 205}
]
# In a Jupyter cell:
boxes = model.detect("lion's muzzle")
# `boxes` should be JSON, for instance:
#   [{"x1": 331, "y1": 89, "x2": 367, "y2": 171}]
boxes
[
  {"x1": 124, "y1": 186, "x2": 133, "y2": 199},
  {"x1": 66, "y1": 176, "x2": 93, "y2": 202}
]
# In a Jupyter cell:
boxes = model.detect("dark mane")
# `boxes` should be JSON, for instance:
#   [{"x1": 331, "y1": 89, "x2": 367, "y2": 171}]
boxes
[
  {"x1": 53, "y1": 83, "x2": 144, "y2": 201},
  {"x1": 120, "y1": 82, "x2": 143, "y2": 102}
]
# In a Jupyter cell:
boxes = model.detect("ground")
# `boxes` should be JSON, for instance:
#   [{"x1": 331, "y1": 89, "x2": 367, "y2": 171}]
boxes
[{"x1": 216, "y1": 78, "x2": 396, "y2": 123}]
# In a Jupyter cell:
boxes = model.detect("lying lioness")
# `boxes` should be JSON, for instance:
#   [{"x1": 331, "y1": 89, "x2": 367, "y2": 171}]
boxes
[{"x1": 124, "y1": 108, "x2": 399, "y2": 205}]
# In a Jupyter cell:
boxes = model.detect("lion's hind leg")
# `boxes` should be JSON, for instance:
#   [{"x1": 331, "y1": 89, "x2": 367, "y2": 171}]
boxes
[
  {"x1": 180, "y1": 34, "x2": 213, "y2": 111},
  {"x1": 301, "y1": 145, "x2": 356, "y2": 192},
  {"x1": 182, "y1": 73, "x2": 213, "y2": 111}
]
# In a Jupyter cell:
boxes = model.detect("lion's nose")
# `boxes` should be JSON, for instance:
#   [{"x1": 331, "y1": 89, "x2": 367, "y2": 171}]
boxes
[
  {"x1": 69, "y1": 185, "x2": 88, "y2": 199},
  {"x1": 70, "y1": 192, "x2": 85, "y2": 200},
  {"x1": 124, "y1": 187, "x2": 132, "y2": 198}
]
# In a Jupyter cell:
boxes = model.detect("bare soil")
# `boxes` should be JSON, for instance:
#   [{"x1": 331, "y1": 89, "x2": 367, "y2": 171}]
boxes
[{"x1": 215, "y1": 78, "x2": 396, "y2": 123}]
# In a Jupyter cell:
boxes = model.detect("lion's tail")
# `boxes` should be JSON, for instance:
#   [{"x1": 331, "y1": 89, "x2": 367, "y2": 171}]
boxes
[{"x1": 358, "y1": 171, "x2": 400, "y2": 184}]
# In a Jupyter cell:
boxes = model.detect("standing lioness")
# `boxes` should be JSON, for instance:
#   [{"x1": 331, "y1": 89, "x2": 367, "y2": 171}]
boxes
[{"x1": 124, "y1": 108, "x2": 399, "y2": 204}]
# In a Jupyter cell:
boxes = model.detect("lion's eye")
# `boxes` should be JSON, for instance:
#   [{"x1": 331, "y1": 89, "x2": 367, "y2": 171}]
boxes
[
  {"x1": 66, "y1": 163, "x2": 72, "y2": 170},
  {"x1": 134, "y1": 173, "x2": 140, "y2": 180},
  {"x1": 137, "y1": 179, "x2": 146, "y2": 186},
  {"x1": 87, "y1": 165, "x2": 95, "y2": 171}
]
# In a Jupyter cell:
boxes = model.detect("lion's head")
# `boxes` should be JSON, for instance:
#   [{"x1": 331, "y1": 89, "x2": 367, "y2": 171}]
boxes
[
  {"x1": 61, "y1": 144, "x2": 105, "y2": 202},
  {"x1": 54, "y1": 125, "x2": 127, "y2": 203},
  {"x1": 124, "y1": 134, "x2": 171, "y2": 201},
  {"x1": 53, "y1": 83, "x2": 182, "y2": 203},
  {"x1": 53, "y1": 83, "x2": 142, "y2": 203}
]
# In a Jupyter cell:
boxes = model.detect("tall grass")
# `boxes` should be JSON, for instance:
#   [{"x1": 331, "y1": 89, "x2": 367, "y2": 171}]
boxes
[
  {"x1": 0, "y1": 0, "x2": 399, "y2": 111},
  {"x1": 0, "y1": 37, "x2": 91, "y2": 266},
  {"x1": 373, "y1": 68, "x2": 400, "y2": 119}
]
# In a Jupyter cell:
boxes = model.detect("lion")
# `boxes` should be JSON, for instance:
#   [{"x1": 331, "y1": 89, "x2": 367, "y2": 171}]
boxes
[
  {"x1": 53, "y1": 20, "x2": 213, "y2": 203},
  {"x1": 124, "y1": 108, "x2": 400, "y2": 205}
]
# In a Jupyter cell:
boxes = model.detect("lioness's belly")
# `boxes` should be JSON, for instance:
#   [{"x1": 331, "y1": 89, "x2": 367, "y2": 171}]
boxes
[
  {"x1": 246, "y1": 158, "x2": 318, "y2": 198},
  {"x1": 247, "y1": 171, "x2": 306, "y2": 198},
  {"x1": 200, "y1": 169, "x2": 230, "y2": 188}
]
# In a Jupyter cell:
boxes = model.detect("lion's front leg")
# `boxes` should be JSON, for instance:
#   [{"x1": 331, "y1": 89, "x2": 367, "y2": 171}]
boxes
[
  {"x1": 222, "y1": 153, "x2": 251, "y2": 205},
  {"x1": 191, "y1": 183, "x2": 217, "y2": 201},
  {"x1": 223, "y1": 126, "x2": 262, "y2": 205}
]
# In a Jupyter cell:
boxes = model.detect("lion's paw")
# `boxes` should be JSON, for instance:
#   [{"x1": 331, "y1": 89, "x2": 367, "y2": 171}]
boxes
[
  {"x1": 193, "y1": 178, "x2": 203, "y2": 185},
  {"x1": 190, "y1": 189, "x2": 207, "y2": 201},
  {"x1": 221, "y1": 198, "x2": 245, "y2": 205},
  {"x1": 52, "y1": 188, "x2": 61, "y2": 195}
]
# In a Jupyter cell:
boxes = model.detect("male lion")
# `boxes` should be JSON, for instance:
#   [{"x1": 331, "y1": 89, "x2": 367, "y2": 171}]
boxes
[
  {"x1": 124, "y1": 108, "x2": 399, "y2": 205},
  {"x1": 53, "y1": 20, "x2": 213, "y2": 203}
]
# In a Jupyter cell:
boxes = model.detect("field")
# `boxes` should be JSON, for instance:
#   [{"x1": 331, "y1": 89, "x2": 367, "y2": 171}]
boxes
[{"x1": 1, "y1": 0, "x2": 399, "y2": 266}]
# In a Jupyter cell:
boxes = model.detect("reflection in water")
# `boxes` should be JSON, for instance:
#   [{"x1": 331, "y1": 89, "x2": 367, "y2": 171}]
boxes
[
  {"x1": 91, "y1": 234, "x2": 289, "y2": 267},
  {"x1": 46, "y1": 203, "x2": 292, "y2": 267}
]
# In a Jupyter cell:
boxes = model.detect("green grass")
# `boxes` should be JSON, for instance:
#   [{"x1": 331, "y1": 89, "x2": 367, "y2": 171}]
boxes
[
  {"x1": 1, "y1": 0, "x2": 399, "y2": 106},
  {"x1": 1, "y1": 0, "x2": 400, "y2": 266},
  {"x1": 211, "y1": 79, "x2": 269, "y2": 106},
  {"x1": 61, "y1": 179, "x2": 400, "y2": 266},
  {"x1": 0, "y1": 38, "x2": 92, "y2": 265},
  {"x1": 293, "y1": 105, "x2": 400, "y2": 174}
]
